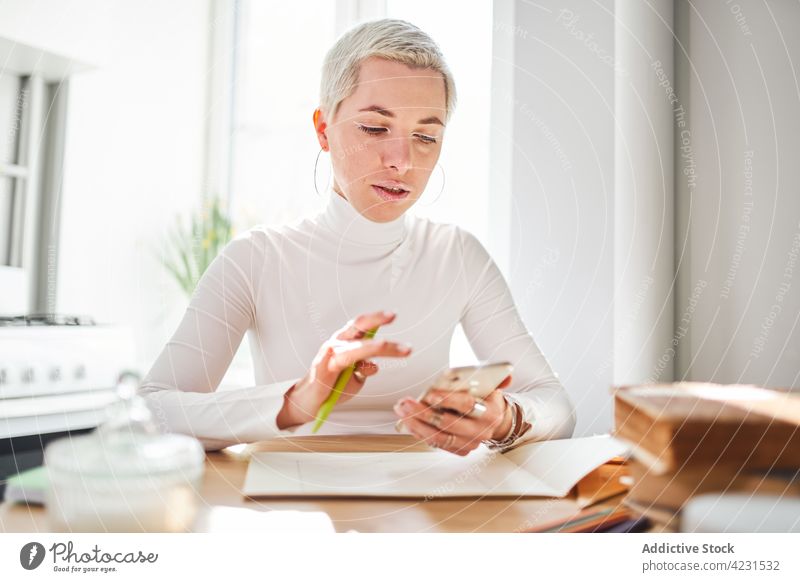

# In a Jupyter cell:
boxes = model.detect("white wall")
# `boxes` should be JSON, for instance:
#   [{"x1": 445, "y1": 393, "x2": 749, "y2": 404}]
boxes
[
  {"x1": 675, "y1": 0, "x2": 800, "y2": 389},
  {"x1": 499, "y1": 0, "x2": 800, "y2": 442},
  {"x1": 0, "y1": 0, "x2": 212, "y2": 375},
  {"x1": 613, "y1": 0, "x2": 675, "y2": 388},
  {"x1": 503, "y1": 0, "x2": 616, "y2": 436}
]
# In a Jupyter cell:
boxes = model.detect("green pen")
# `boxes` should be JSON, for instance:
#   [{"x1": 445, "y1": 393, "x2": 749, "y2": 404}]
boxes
[{"x1": 311, "y1": 325, "x2": 380, "y2": 433}]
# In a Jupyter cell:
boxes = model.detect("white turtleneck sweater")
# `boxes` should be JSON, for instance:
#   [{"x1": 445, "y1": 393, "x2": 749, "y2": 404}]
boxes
[{"x1": 140, "y1": 189, "x2": 576, "y2": 451}]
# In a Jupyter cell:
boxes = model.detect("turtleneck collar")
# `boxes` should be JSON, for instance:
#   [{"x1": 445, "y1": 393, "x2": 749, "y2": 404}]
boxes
[{"x1": 319, "y1": 187, "x2": 409, "y2": 246}]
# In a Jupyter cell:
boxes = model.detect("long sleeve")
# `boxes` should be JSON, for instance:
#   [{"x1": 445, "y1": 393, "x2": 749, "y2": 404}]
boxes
[
  {"x1": 139, "y1": 231, "x2": 305, "y2": 451},
  {"x1": 457, "y1": 228, "x2": 577, "y2": 446}
]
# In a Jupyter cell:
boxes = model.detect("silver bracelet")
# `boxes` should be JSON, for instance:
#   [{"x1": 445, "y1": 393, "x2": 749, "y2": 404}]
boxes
[{"x1": 482, "y1": 393, "x2": 519, "y2": 450}]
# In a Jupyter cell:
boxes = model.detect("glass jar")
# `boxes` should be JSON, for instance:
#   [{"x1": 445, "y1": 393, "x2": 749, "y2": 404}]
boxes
[{"x1": 44, "y1": 372, "x2": 205, "y2": 532}]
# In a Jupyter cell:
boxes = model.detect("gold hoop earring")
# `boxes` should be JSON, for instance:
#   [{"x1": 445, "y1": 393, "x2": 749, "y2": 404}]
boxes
[{"x1": 416, "y1": 163, "x2": 446, "y2": 207}]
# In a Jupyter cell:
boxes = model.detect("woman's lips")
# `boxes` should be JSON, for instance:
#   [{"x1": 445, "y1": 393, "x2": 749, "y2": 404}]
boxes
[{"x1": 372, "y1": 185, "x2": 410, "y2": 202}]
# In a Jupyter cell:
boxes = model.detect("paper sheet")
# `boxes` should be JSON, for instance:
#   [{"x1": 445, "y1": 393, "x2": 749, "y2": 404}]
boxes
[
  {"x1": 242, "y1": 436, "x2": 629, "y2": 499},
  {"x1": 502, "y1": 435, "x2": 630, "y2": 497}
]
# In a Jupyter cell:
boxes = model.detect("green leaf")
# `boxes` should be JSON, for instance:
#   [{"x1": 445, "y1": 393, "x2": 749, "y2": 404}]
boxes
[{"x1": 159, "y1": 195, "x2": 233, "y2": 296}]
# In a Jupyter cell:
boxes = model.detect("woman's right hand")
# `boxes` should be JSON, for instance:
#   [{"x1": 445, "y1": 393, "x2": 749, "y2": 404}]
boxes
[{"x1": 276, "y1": 310, "x2": 412, "y2": 429}]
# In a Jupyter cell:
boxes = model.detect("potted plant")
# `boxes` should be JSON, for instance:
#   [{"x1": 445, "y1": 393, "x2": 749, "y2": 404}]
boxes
[{"x1": 161, "y1": 196, "x2": 233, "y2": 296}]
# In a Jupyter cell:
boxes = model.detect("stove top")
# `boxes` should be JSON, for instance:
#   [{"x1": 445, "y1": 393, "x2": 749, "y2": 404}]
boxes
[{"x1": 0, "y1": 313, "x2": 96, "y2": 326}]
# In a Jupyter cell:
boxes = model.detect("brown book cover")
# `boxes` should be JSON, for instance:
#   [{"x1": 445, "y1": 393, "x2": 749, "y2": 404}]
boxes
[
  {"x1": 572, "y1": 461, "x2": 631, "y2": 508},
  {"x1": 613, "y1": 382, "x2": 800, "y2": 474},
  {"x1": 625, "y1": 459, "x2": 800, "y2": 511}
]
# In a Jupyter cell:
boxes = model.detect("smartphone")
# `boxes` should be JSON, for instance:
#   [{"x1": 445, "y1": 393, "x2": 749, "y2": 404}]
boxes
[
  {"x1": 419, "y1": 361, "x2": 514, "y2": 403},
  {"x1": 394, "y1": 362, "x2": 514, "y2": 434}
]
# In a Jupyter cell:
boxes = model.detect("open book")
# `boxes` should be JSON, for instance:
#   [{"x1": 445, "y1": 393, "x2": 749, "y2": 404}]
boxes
[{"x1": 242, "y1": 435, "x2": 628, "y2": 499}]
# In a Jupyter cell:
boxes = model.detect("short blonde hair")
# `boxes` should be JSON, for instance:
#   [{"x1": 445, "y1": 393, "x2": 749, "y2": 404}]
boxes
[{"x1": 320, "y1": 18, "x2": 457, "y2": 124}]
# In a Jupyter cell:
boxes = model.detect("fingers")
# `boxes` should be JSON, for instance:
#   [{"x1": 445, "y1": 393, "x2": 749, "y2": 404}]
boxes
[
  {"x1": 421, "y1": 388, "x2": 470, "y2": 413},
  {"x1": 394, "y1": 398, "x2": 490, "y2": 452},
  {"x1": 328, "y1": 339, "x2": 412, "y2": 371},
  {"x1": 336, "y1": 310, "x2": 397, "y2": 341},
  {"x1": 421, "y1": 388, "x2": 493, "y2": 416},
  {"x1": 407, "y1": 388, "x2": 508, "y2": 449},
  {"x1": 354, "y1": 359, "x2": 379, "y2": 379},
  {"x1": 311, "y1": 355, "x2": 377, "y2": 405},
  {"x1": 393, "y1": 399, "x2": 480, "y2": 456},
  {"x1": 497, "y1": 374, "x2": 512, "y2": 389}
]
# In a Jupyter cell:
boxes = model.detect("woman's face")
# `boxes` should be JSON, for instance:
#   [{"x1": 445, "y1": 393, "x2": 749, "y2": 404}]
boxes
[{"x1": 314, "y1": 56, "x2": 447, "y2": 223}]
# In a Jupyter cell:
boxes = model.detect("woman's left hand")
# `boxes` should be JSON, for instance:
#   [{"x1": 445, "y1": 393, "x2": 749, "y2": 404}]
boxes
[{"x1": 392, "y1": 375, "x2": 513, "y2": 456}]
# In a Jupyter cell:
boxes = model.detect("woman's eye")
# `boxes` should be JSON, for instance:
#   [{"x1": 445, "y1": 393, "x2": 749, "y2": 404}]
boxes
[
  {"x1": 357, "y1": 124, "x2": 386, "y2": 136},
  {"x1": 415, "y1": 134, "x2": 437, "y2": 144}
]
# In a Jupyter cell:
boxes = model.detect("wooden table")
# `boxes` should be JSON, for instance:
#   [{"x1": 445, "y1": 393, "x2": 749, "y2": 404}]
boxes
[{"x1": 0, "y1": 434, "x2": 626, "y2": 533}]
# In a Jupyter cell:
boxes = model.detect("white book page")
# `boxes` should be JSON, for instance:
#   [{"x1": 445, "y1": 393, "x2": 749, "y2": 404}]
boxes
[
  {"x1": 500, "y1": 435, "x2": 630, "y2": 497},
  {"x1": 243, "y1": 444, "x2": 563, "y2": 498}
]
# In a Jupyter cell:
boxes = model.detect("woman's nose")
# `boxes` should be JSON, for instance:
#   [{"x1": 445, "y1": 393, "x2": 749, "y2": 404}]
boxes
[{"x1": 381, "y1": 136, "x2": 412, "y2": 174}]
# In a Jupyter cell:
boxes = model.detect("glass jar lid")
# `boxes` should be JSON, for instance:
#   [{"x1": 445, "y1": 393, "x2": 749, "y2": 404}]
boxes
[{"x1": 44, "y1": 371, "x2": 204, "y2": 479}]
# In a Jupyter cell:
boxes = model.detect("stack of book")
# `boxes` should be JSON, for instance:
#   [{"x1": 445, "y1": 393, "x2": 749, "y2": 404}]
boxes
[{"x1": 612, "y1": 382, "x2": 800, "y2": 532}]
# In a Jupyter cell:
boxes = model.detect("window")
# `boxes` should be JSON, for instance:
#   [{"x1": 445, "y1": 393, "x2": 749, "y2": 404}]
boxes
[
  {"x1": 228, "y1": 0, "x2": 338, "y2": 229},
  {"x1": 0, "y1": 35, "x2": 75, "y2": 317},
  {"x1": 0, "y1": 73, "x2": 27, "y2": 266},
  {"x1": 0, "y1": 72, "x2": 40, "y2": 315}
]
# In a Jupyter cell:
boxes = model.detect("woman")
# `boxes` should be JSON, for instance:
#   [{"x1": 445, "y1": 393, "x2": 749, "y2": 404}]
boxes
[{"x1": 140, "y1": 19, "x2": 576, "y2": 455}]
